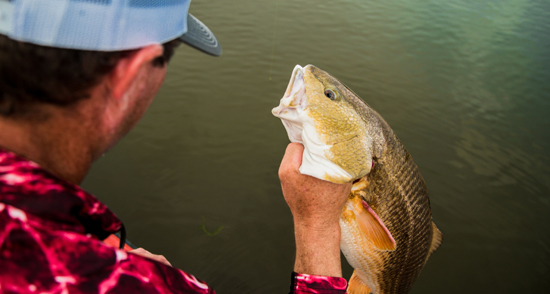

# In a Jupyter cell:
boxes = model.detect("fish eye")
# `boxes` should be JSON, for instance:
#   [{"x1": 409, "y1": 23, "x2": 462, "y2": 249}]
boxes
[{"x1": 324, "y1": 89, "x2": 336, "y2": 100}]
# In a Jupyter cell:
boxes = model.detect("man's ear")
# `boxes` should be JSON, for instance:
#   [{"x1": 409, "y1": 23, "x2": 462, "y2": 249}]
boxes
[{"x1": 111, "y1": 44, "x2": 164, "y2": 100}]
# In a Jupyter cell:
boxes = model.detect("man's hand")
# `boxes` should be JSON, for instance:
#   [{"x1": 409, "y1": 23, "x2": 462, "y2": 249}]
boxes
[
  {"x1": 130, "y1": 248, "x2": 172, "y2": 267},
  {"x1": 279, "y1": 143, "x2": 351, "y2": 277}
]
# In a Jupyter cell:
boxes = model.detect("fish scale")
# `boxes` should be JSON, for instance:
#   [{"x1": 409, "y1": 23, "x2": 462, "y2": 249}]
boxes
[
  {"x1": 367, "y1": 129, "x2": 433, "y2": 294},
  {"x1": 273, "y1": 64, "x2": 441, "y2": 294}
]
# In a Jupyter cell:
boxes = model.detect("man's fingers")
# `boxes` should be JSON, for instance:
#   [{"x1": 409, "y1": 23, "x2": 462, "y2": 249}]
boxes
[{"x1": 130, "y1": 248, "x2": 172, "y2": 266}]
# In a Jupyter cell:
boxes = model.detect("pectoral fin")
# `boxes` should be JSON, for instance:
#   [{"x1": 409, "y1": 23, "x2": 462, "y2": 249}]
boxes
[
  {"x1": 347, "y1": 271, "x2": 372, "y2": 294},
  {"x1": 351, "y1": 198, "x2": 396, "y2": 251}
]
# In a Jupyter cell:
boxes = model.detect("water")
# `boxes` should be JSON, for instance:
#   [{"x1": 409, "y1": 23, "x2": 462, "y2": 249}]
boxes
[{"x1": 81, "y1": 0, "x2": 550, "y2": 293}]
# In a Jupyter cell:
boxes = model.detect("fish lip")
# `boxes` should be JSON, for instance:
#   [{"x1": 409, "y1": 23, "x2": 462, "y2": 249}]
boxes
[
  {"x1": 272, "y1": 64, "x2": 308, "y2": 117},
  {"x1": 281, "y1": 65, "x2": 308, "y2": 111},
  {"x1": 284, "y1": 65, "x2": 304, "y2": 98},
  {"x1": 272, "y1": 64, "x2": 309, "y2": 143}
]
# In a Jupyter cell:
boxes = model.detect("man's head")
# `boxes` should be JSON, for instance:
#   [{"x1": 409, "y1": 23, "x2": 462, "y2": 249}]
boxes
[
  {"x1": 0, "y1": 0, "x2": 221, "y2": 182},
  {"x1": 0, "y1": 35, "x2": 181, "y2": 117},
  {"x1": 0, "y1": 0, "x2": 221, "y2": 119}
]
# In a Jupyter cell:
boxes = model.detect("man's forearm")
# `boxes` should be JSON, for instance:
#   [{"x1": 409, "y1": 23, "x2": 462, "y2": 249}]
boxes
[
  {"x1": 293, "y1": 222, "x2": 343, "y2": 277},
  {"x1": 279, "y1": 143, "x2": 350, "y2": 288}
]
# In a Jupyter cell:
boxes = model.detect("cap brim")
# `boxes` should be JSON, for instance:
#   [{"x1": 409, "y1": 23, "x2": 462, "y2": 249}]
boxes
[{"x1": 178, "y1": 13, "x2": 222, "y2": 57}]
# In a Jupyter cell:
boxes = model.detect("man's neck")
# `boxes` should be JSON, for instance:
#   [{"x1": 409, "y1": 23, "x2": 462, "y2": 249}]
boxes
[{"x1": 0, "y1": 105, "x2": 101, "y2": 185}]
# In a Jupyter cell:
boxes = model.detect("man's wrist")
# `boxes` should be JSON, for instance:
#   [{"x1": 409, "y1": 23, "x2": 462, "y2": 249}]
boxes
[{"x1": 293, "y1": 221, "x2": 342, "y2": 277}]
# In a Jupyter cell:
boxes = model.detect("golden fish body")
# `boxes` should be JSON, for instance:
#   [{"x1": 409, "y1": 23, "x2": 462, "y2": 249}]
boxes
[{"x1": 273, "y1": 65, "x2": 442, "y2": 294}]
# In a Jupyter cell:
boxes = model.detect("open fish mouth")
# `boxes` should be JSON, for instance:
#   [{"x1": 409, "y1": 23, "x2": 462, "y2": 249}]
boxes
[
  {"x1": 282, "y1": 65, "x2": 307, "y2": 110},
  {"x1": 272, "y1": 65, "x2": 308, "y2": 143}
]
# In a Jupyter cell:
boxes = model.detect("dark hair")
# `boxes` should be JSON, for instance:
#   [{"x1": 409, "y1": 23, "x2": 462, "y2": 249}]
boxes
[{"x1": 0, "y1": 35, "x2": 180, "y2": 117}]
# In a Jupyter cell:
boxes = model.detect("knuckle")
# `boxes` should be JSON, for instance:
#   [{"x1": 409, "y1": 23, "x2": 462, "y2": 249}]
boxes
[{"x1": 278, "y1": 165, "x2": 291, "y2": 180}]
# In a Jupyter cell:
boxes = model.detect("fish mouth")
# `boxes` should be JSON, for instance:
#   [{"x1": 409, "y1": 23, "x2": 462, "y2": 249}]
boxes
[
  {"x1": 283, "y1": 65, "x2": 307, "y2": 107},
  {"x1": 272, "y1": 65, "x2": 308, "y2": 143},
  {"x1": 273, "y1": 65, "x2": 308, "y2": 111}
]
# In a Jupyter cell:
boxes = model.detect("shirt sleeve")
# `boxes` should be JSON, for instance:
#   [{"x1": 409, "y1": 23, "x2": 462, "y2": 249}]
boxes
[{"x1": 289, "y1": 272, "x2": 348, "y2": 294}]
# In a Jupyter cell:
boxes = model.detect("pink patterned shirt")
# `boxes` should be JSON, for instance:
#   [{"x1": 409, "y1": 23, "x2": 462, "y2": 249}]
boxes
[{"x1": 0, "y1": 149, "x2": 347, "y2": 293}]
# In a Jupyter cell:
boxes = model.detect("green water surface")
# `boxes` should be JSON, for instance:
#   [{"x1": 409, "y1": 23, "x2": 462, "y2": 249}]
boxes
[{"x1": 82, "y1": 0, "x2": 550, "y2": 293}]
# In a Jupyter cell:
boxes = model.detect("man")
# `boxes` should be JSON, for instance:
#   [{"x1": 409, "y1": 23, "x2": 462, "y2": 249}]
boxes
[{"x1": 0, "y1": 0, "x2": 351, "y2": 293}]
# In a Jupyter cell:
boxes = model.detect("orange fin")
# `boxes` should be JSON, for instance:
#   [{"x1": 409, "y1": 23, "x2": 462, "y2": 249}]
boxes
[
  {"x1": 352, "y1": 198, "x2": 396, "y2": 251},
  {"x1": 351, "y1": 176, "x2": 368, "y2": 191},
  {"x1": 347, "y1": 271, "x2": 373, "y2": 294},
  {"x1": 428, "y1": 222, "x2": 442, "y2": 258}
]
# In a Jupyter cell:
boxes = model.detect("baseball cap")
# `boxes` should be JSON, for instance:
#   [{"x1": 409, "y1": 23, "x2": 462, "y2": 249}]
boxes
[{"x1": 0, "y1": 0, "x2": 222, "y2": 56}]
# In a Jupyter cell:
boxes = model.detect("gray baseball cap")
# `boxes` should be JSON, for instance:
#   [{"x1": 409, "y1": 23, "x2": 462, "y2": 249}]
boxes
[{"x1": 0, "y1": 0, "x2": 222, "y2": 56}]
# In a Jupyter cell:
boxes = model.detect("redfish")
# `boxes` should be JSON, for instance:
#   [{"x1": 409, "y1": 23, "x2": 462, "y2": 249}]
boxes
[{"x1": 272, "y1": 65, "x2": 442, "y2": 294}]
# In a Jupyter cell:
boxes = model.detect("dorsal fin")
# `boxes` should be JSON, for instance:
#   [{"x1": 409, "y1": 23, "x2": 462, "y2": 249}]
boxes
[
  {"x1": 428, "y1": 222, "x2": 443, "y2": 258},
  {"x1": 347, "y1": 271, "x2": 373, "y2": 294}
]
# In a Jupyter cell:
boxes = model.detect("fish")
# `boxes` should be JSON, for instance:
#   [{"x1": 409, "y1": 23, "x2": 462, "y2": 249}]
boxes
[{"x1": 272, "y1": 65, "x2": 442, "y2": 294}]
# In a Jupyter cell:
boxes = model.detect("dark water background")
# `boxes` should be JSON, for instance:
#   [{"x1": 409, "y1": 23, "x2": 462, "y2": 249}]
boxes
[{"x1": 82, "y1": 0, "x2": 550, "y2": 293}]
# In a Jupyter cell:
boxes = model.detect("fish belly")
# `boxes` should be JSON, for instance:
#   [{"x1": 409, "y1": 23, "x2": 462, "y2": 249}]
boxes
[{"x1": 340, "y1": 201, "x2": 384, "y2": 294}]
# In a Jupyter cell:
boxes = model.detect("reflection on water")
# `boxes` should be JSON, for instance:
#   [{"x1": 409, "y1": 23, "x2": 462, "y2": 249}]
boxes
[{"x1": 82, "y1": 0, "x2": 550, "y2": 293}]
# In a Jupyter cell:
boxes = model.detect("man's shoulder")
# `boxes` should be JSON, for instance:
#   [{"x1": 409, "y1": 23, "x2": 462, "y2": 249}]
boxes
[{"x1": 0, "y1": 148, "x2": 122, "y2": 238}]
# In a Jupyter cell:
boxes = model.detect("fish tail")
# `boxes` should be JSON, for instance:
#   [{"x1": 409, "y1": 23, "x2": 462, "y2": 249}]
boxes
[{"x1": 347, "y1": 271, "x2": 373, "y2": 294}]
